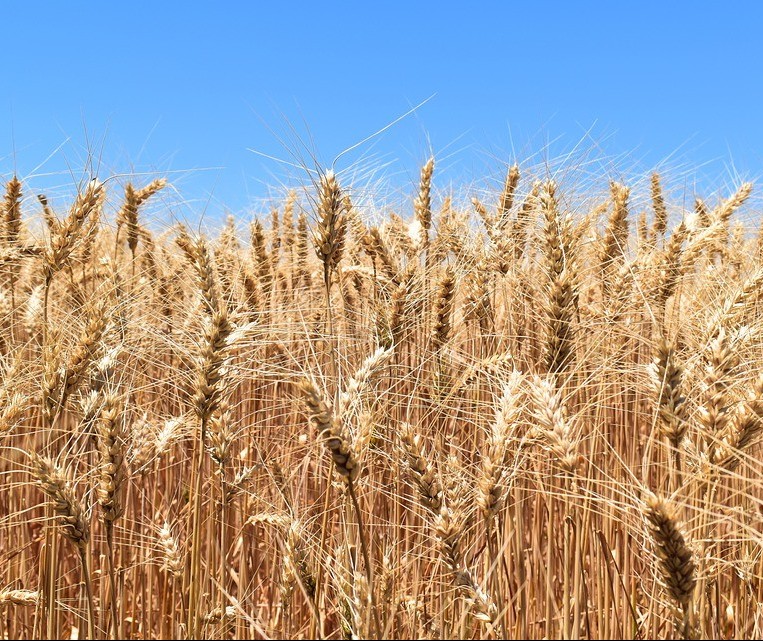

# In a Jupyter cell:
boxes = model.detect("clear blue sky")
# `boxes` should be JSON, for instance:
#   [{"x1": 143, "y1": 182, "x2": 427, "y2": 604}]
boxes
[{"x1": 2, "y1": 2, "x2": 762, "y2": 219}]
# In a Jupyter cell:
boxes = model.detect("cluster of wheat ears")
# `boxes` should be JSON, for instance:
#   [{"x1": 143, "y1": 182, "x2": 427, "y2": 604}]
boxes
[{"x1": 1, "y1": 157, "x2": 763, "y2": 640}]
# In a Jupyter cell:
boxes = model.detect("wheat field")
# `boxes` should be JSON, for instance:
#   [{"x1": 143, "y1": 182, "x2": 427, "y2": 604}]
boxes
[{"x1": 0, "y1": 158, "x2": 762, "y2": 640}]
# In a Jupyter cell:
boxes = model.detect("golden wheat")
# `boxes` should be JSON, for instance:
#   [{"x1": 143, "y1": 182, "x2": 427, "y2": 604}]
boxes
[{"x1": 1, "y1": 160, "x2": 763, "y2": 640}]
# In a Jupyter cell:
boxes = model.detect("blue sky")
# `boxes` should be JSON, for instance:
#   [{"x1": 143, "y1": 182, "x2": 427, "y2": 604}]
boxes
[{"x1": 2, "y1": 2, "x2": 762, "y2": 219}]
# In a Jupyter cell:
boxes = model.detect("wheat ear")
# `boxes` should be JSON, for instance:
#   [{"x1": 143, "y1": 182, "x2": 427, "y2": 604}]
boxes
[
  {"x1": 643, "y1": 493, "x2": 696, "y2": 637},
  {"x1": 414, "y1": 157, "x2": 434, "y2": 249},
  {"x1": 0, "y1": 589, "x2": 39, "y2": 607},
  {"x1": 29, "y1": 453, "x2": 96, "y2": 639},
  {"x1": 478, "y1": 371, "x2": 524, "y2": 522}
]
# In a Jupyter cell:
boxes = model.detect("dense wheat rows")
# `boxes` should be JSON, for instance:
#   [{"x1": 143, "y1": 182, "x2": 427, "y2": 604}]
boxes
[{"x1": 1, "y1": 160, "x2": 763, "y2": 640}]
